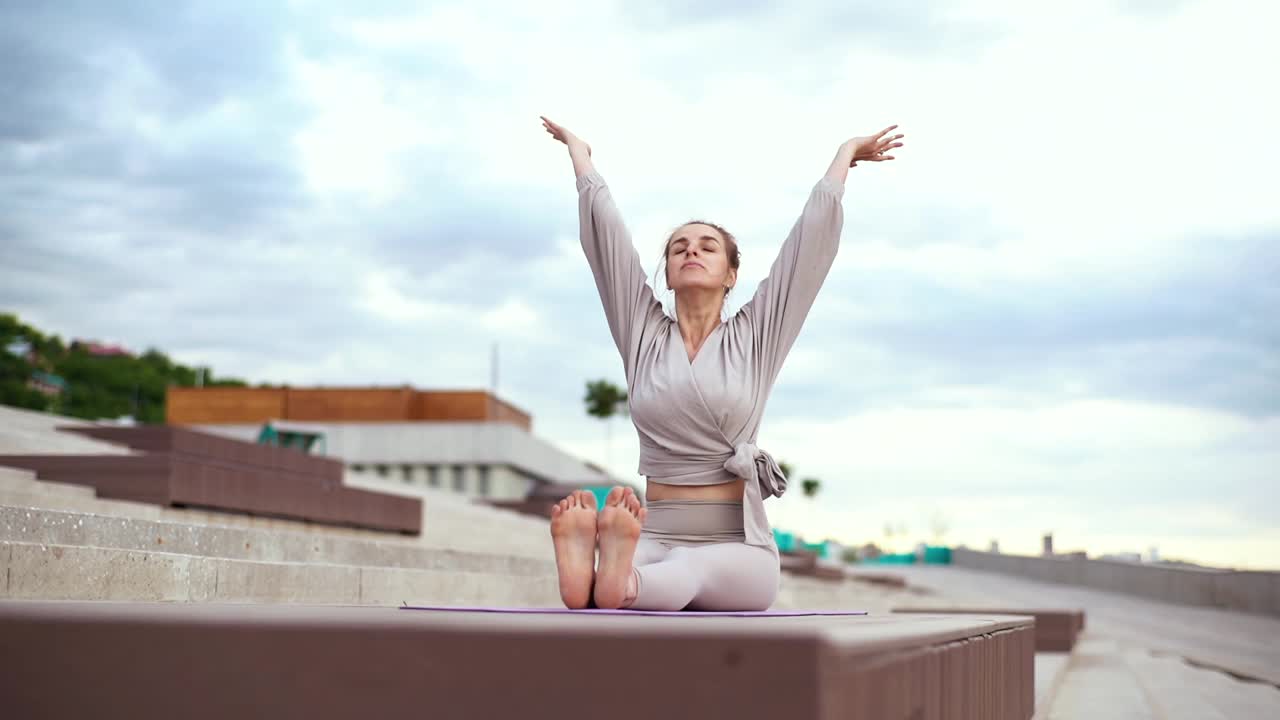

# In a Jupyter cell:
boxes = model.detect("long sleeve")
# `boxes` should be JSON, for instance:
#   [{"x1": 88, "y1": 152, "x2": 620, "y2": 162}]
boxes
[
  {"x1": 743, "y1": 177, "x2": 845, "y2": 381},
  {"x1": 577, "y1": 171, "x2": 662, "y2": 381}
]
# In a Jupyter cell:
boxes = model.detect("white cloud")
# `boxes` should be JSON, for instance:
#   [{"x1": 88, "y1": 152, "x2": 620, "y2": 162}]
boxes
[{"x1": 2, "y1": 0, "x2": 1276, "y2": 568}]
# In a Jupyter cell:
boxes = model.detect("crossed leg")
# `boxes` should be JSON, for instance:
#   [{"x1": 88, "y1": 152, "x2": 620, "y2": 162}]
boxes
[{"x1": 628, "y1": 540, "x2": 779, "y2": 611}]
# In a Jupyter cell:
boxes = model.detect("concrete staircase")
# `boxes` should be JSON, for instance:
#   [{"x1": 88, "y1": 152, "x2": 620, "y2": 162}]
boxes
[
  {"x1": 0, "y1": 503, "x2": 561, "y2": 606},
  {"x1": 0, "y1": 465, "x2": 924, "y2": 612},
  {"x1": 0, "y1": 454, "x2": 565, "y2": 606}
]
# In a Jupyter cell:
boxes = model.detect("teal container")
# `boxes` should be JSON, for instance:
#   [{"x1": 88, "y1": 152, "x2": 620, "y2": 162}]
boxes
[
  {"x1": 923, "y1": 546, "x2": 952, "y2": 564},
  {"x1": 773, "y1": 529, "x2": 796, "y2": 553},
  {"x1": 872, "y1": 553, "x2": 917, "y2": 564}
]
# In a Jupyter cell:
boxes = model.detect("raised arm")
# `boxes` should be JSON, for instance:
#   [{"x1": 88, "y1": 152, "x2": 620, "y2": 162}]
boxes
[
  {"x1": 541, "y1": 115, "x2": 597, "y2": 180},
  {"x1": 542, "y1": 116, "x2": 660, "y2": 380},
  {"x1": 746, "y1": 126, "x2": 905, "y2": 381}
]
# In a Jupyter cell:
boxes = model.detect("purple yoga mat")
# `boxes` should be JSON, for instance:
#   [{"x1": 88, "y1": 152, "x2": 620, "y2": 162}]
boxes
[{"x1": 400, "y1": 603, "x2": 867, "y2": 617}]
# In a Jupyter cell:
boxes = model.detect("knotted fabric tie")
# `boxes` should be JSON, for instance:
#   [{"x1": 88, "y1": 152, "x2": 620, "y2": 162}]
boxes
[
  {"x1": 723, "y1": 443, "x2": 788, "y2": 548},
  {"x1": 723, "y1": 442, "x2": 789, "y2": 499}
]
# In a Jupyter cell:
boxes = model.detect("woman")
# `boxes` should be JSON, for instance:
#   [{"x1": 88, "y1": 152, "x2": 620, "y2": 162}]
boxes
[{"x1": 542, "y1": 115, "x2": 904, "y2": 611}]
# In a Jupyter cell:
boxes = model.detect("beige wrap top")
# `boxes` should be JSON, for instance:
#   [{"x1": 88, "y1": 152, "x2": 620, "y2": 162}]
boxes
[{"x1": 577, "y1": 170, "x2": 845, "y2": 553}]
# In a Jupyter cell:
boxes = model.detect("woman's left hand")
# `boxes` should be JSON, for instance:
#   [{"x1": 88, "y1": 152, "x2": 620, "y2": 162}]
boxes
[{"x1": 846, "y1": 125, "x2": 905, "y2": 166}]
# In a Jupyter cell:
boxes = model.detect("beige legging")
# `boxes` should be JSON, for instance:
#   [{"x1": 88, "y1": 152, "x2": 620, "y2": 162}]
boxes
[{"x1": 628, "y1": 500, "x2": 780, "y2": 611}]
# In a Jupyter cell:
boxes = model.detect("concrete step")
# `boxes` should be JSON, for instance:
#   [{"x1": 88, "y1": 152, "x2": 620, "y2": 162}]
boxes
[
  {"x1": 0, "y1": 489, "x2": 554, "y2": 559},
  {"x1": 0, "y1": 505, "x2": 554, "y2": 576},
  {"x1": 1, "y1": 541, "x2": 561, "y2": 606},
  {"x1": 0, "y1": 490, "x2": 337, "y2": 533},
  {"x1": 0, "y1": 491, "x2": 164, "y2": 521},
  {"x1": 0, "y1": 465, "x2": 99, "y2": 500},
  {"x1": 0, "y1": 465, "x2": 36, "y2": 484},
  {"x1": 0, "y1": 470, "x2": 556, "y2": 560},
  {"x1": 0, "y1": 406, "x2": 133, "y2": 455}
]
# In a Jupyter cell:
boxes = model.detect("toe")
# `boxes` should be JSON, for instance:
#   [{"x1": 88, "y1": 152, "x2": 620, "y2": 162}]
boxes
[
  {"x1": 551, "y1": 503, "x2": 561, "y2": 519},
  {"x1": 604, "y1": 486, "x2": 625, "y2": 507},
  {"x1": 580, "y1": 489, "x2": 599, "y2": 511}
]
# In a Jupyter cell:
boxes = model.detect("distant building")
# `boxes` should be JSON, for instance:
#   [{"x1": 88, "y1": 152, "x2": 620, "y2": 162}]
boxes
[
  {"x1": 6, "y1": 338, "x2": 33, "y2": 359},
  {"x1": 27, "y1": 371, "x2": 67, "y2": 397},
  {"x1": 171, "y1": 386, "x2": 625, "y2": 502},
  {"x1": 1099, "y1": 552, "x2": 1143, "y2": 563},
  {"x1": 71, "y1": 340, "x2": 133, "y2": 357},
  {"x1": 167, "y1": 385, "x2": 532, "y2": 429}
]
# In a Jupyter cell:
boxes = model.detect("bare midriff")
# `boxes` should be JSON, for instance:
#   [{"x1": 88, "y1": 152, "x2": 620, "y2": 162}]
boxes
[{"x1": 645, "y1": 478, "x2": 746, "y2": 502}]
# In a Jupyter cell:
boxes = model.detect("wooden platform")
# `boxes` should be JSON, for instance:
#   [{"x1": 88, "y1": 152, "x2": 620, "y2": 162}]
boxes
[
  {"x1": 894, "y1": 606, "x2": 1085, "y2": 651},
  {"x1": 0, "y1": 425, "x2": 421, "y2": 533},
  {"x1": 781, "y1": 550, "x2": 847, "y2": 580},
  {"x1": 0, "y1": 601, "x2": 1034, "y2": 719}
]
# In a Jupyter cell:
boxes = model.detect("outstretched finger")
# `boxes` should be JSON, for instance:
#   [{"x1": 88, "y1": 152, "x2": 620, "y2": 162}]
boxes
[{"x1": 873, "y1": 124, "x2": 899, "y2": 141}]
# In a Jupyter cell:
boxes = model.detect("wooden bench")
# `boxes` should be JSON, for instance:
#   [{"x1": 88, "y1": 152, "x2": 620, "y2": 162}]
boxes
[
  {"x1": 0, "y1": 601, "x2": 1035, "y2": 719},
  {"x1": 0, "y1": 425, "x2": 420, "y2": 534},
  {"x1": 780, "y1": 550, "x2": 847, "y2": 581},
  {"x1": 893, "y1": 607, "x2": 1085, "y2": 652}
]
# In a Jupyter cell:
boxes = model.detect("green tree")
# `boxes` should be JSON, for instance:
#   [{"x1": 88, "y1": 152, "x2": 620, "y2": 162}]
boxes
[
  {"x1": 0, "y1": 312, "x2": 249, "y2": 422},
  {"x1": 1, "y1": 313, "x2": 51, "y2": 412},
  {"x1": 801, "y1": 477, "x2": 822, "y2": 499},
  {"x1": 584, "y1": 379, "x2": 627, "y2": 467},
  {"x1": 777, "y1": 461, "x2": 819, "y2": 498}
]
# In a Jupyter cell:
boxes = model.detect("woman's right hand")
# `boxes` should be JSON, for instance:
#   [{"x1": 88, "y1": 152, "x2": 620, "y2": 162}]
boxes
[{"x1": 540, "y1": 115, "x2": 592, "y2": 157}]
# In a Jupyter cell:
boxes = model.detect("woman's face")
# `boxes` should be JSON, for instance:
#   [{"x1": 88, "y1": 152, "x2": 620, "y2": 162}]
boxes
[{"x1": 666, "y1": 223, "x2": 736, "y2": 295}]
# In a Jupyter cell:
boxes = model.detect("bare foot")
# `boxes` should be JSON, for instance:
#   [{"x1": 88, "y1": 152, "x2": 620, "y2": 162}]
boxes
[
  {"x1": 550, "y1": 490, "x2": 598, "y2": 609},
  {"x1": 594, "y1": 486, "x2": 646, "y2": 609}
]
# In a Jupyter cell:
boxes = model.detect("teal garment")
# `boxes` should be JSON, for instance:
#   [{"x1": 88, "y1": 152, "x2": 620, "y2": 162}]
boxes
[{"x1": 577, "y1": 170, "x2": 845, "y2": 553}]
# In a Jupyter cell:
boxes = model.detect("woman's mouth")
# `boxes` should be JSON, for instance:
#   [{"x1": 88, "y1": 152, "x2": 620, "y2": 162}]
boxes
[{"x1": 681, "y1": 261, "x2": 705, "y2": 270}]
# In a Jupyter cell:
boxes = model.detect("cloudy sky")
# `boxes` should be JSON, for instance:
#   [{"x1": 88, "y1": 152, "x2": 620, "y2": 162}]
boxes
[{"x1": 2, "y1": 0, "x2": 1277, "y2": 568}]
